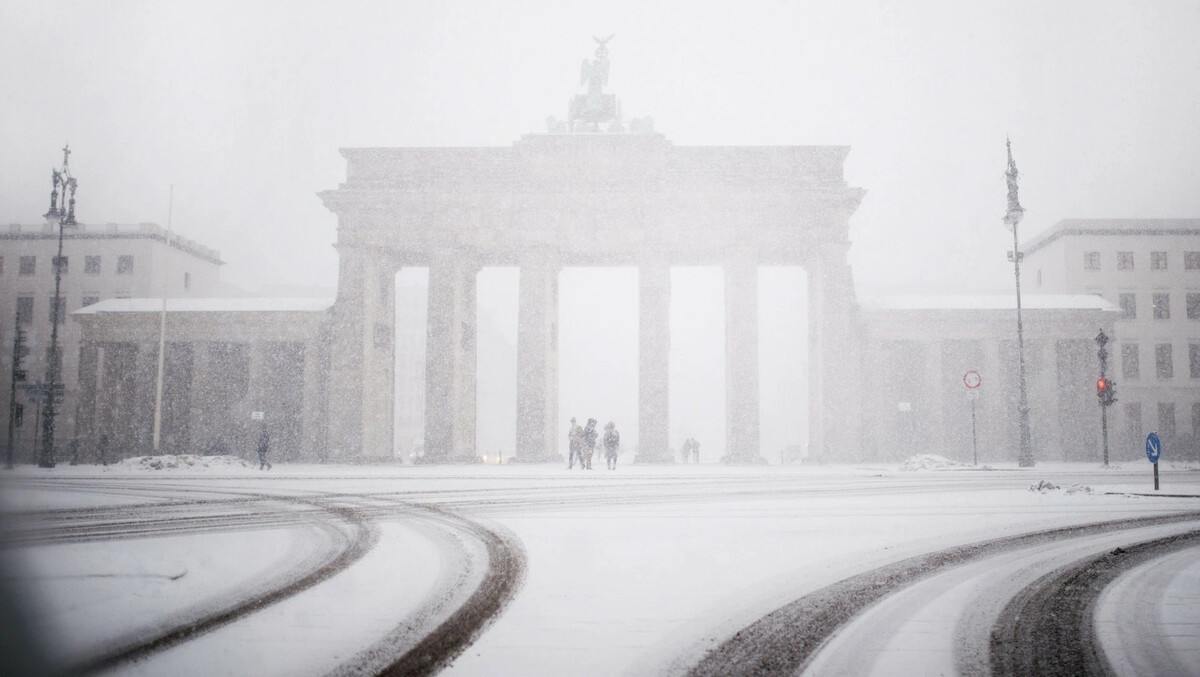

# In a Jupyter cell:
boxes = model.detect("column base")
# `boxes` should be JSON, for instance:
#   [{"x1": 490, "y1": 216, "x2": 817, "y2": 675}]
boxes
[
  {"x1": 634, "y1": 452, "x2": 675, "y2": 464},
  {"x1": 414, "y1": 454, "x2": 483, "y2": 465},
  {"x1": 719, "y1": 454, "x2": 769, "y2": 465},
  {"x1": 507, "y1": 453, "x2": 565, "y2": 464}
]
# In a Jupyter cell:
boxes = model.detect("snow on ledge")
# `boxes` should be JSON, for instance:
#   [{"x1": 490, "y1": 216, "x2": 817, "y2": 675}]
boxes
[
  {"x1": 74, "y1": 297, "x2": 335, "y2": 315},
  {"x1": 861, "y1": 294, "x2": 1119, "y2": 312}
]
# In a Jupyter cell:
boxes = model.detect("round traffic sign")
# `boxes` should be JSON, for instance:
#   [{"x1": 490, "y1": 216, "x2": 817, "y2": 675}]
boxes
[
  {"x1": 1146, "y1": 432, "x2": 1162, "y2": 463},
  {"x1": 963, "y1": 370, "x2": 982, "y2": 389}
]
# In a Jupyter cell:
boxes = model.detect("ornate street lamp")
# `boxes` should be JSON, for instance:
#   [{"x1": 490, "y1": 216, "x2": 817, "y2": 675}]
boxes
[
  {"x1": 39, "y1": 145, "x2": 77, "y2": 468},
  {"x1": 1003, "y1": 138, "x2": 1034, "y2": 467}
]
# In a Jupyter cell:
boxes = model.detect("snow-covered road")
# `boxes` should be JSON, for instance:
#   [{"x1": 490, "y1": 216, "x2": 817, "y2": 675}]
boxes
[{"x1": 1, "y1": 460, "x2": 1197, "y2": 676}]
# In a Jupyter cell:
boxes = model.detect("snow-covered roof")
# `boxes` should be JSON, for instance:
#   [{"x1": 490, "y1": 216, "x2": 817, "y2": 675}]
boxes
[
  {"x1": 861, "y1": 294, "x2": 1119, "y2": 312},
  {"x1": 73, "y1": 297, "x2": 335, "y2": 315}
]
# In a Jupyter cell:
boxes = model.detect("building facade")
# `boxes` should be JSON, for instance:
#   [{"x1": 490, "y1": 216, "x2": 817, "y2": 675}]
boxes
[
  {"x1": 71, "y1": 299, "x2": 331, "y2": 462},
  {"x1": 1023, "y1": 219, "x2": 1200, "y2": 460},
  {"x1": 860, "y1": 296, "x2": 1119, "y2": 463},
  {"x1": 2, "y1": 218, "x2": 222, "y2": 462}
]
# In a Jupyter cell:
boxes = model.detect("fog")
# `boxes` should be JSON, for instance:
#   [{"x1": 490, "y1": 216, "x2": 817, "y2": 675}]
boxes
[{"x1": 3, "y1": 1, "x2": 1199, "y2": 459}]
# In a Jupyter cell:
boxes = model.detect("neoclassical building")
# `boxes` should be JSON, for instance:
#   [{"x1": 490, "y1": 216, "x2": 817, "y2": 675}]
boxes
[{"x1": 318, "y1": 134, "x2": 865, "y2": 463}]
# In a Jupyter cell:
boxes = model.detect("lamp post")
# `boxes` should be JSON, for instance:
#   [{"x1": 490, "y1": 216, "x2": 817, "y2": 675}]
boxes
[
  {"x1": 39, "y1": 145, "x2": 77, "y2": 468},
  {"x1": 1096, "y1": 329, "x2": 1112, "y2": 467},
  {"x1": 1003, "y1": 138, "x2": 1034, "y2": 468}
]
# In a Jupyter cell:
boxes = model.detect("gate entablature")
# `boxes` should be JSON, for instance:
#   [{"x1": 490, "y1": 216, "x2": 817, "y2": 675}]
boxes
[{"x1": 320, "y1": 135, "x2": 864, "y2": 268}]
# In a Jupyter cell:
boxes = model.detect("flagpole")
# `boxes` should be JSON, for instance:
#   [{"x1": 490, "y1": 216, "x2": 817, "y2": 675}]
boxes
[{"x1": 151, "y1": 185, "x2": 173, "y2": 452}]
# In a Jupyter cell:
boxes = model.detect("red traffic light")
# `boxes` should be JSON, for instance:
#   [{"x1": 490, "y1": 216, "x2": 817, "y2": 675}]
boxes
[{"x1": 1097, "y1": 378, "x2": 1108, "y2": 390}]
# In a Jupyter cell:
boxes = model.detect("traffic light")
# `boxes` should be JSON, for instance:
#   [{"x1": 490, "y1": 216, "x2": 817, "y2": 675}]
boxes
[{"x1": 1096, "y1": 378, "x2": 1117, "y2": 406}]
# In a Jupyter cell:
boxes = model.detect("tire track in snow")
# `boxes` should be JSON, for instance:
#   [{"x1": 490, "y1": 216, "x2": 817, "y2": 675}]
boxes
[
  {"x1": 688, "y1": 511, "x2": 1200, "y2": 676},
  {"x1": 329, "y1": 499, "x2": 527, "y2": 677},
  {"x1": 990, "y1": 529, "x2": 1200, "y2": 677},
  {"x1": 70, "y1": 497, "x2": 379, "y2": 675}
]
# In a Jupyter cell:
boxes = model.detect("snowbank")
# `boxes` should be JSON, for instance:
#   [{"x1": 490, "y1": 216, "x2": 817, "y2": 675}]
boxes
[
  {"x1": 1029, "y1": 479, "x2": 1093, "y2": 495},
  {"x1": 116, "y1": 455, "x2": 254, "y2": 471},
  {"x1": 900, "y1": 454, "x2": 975, "y2": 471}
]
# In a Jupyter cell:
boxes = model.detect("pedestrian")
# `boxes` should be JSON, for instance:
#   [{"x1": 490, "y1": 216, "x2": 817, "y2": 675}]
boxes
[
  {"x1": 680, "y1": 440, "x2": 690, "y2": 464},
  {"x1": 97, "y1": 432, "x2": 109, "y2": 467},
  {"x1": 603, "y1": 421, "x2": 620, "y2": 470},
  {"x1": 690, "y1": 437, "x2": 700, "y2": 464},
  {"x1": 257, "y1": 428, "x2": 272, "y2": 470},
  {"x1": 583, "y1": 418, "x2": 598, "y2": 470},
  {"x1": 568, "y1": 418, "x2": 584, "y2": 469}
]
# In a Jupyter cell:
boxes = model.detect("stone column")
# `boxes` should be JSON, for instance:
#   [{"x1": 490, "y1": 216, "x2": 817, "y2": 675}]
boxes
[
  {"x1": 515, "y1": 252, "x2": 560, "y2": 462},
  {"x1": 328, "y1": 249, "x2": 396, "y2": 461},
  {"x1": 725, "y1": 254, "x2": 761, "y2": 462},
  {"x1": 637, "y1": 257, "x2": 671, "y2": 462},
  {"x1": 300, "y1": 329, "x2": 329, "y2": 461},
  {"x1": 74, "y1": 341, "x2": 99, "y2": 457},
  {"x1": 807, "y1": 243, "x2": 863, "y2": 461},
  {"x1": 423, "y1": 251, "x2": 479, "y2": 462}
]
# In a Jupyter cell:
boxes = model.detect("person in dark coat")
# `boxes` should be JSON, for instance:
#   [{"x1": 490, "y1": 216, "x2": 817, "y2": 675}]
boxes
[
  {"x1": 583, "y1": 418, "x2": 598, "y2": 470},
  {"x1": 603, "y1": 421, "x2": 620, "y2": 470},
  {"x1": 97, "y1": 432, "x2": 109, "y2": 467},
  {"x1": 568, "y1": 418, "x2": 584, "y2": 469},
  {"x1": 257, "y1": 428, "x2": 272, "y2": 470}
]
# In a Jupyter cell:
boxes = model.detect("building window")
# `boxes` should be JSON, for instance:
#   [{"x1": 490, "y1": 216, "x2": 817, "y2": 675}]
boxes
[
  {"x1": 19, "y1": 256, "x2": 35, "y2": 275},
  {"x1": 1117, "y1": 251, "x2": 1134, "y2": 270},
  {"x1": 1122, "y1": 344, "x2": 1140, "y2": 380},
  {"x1": 1192, "y1": 344, "x2": 1200, "y2": 378},
  {"x1": 1152, "y1": 251, "x2": 1168, "y2": 270},
  {"x1": 1187, "y1": 252, "x2": 1200, "y2": 270},
  {"x1": 1189, "y1": 293, "x2": 1200, "y2": 320},
  {"x1": 49, "y1": 297, "x2": 65, "y2": 324},
  {"x1": 52, "y1": 256, "x2": 68, "y2": 275},
  {"x1": 1193, "y1": 403, "x2": 1200, "y2": 438},
  {"x1": 16, "y1": 297, "x2": 33, "y2": 325},
  {"x1": 1157, "y1": 343, "x2": 1174, "y2": 379},
  {"x1": 82, "y1": 296, "x2": 100, "y2": 308},
  {"x1": 85, "y1": 255, "x2": 101, "y2": 274},
  {"x1": 1119, "y1": 293, "x2": 1137, "y2": 319},
  {"x1": 1153, "y1": 293, "x2": 1170, "y2": 320},
  {"x1": 117, "y1": 255, "x2": 134, "y2": 274},
  {"x1": 184, "y1": 272, "x2": 191, "y2": 290},
  {"x1": 1159, "y1": 402, "x2": 1177, "y2": 438},
  {"x1": 1084, "y1": 251, "x2": 1101, "y2": 270},
  {"x1": 1126, "y1": 402, "x2": 1142, "y2": 441}
]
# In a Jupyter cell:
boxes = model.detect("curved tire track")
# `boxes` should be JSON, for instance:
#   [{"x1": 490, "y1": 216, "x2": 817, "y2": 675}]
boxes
[
  {"x1": 689, "y1": 512, "x2": 1200, "y2": 676},
  {"x1": 70, "y1": 498, "x2": 379, "y2": 675},
  {"x1": 330, "y1": 501, "x2": 527, "y2": 677},
  {"x1": 990, "y1": 529, "x2": 1200, "y2": 677}
]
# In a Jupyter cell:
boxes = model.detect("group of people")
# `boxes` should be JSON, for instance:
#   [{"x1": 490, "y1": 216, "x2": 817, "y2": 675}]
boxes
[
  {"x1": 680, "y1": 437, "x2": 700, "y2": 464},
  {"x1": 568, "y1": 417, "x2": 621, "y2": 470}
]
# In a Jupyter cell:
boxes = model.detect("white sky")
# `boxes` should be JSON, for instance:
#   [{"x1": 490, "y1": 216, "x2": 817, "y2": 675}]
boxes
[{"x1": 4, "y1": 0, "x2": 1197, "y2": 454}]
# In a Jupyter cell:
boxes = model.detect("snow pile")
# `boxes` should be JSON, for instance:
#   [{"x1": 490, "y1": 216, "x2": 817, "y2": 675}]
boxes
[
  {"x1": 117, "y1": 455, "x2": 254, "y2": 471},
  {"x1": 1029, "y1": 480, "x2": 1093, "y2": 495},
  {"x1": 900, "y1": 454, "x2": 973, "y2": 471}
]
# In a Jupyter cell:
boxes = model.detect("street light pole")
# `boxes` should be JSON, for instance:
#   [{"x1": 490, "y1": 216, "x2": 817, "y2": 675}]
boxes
[
  {"x1": 39, "y1": 144, "x2": 76, "y2": 469},
  {"x1": 1096, "y1": 329, "x2": 1111, "y2": 467},
  {"x1": 1004, "y1": 138, "x2": 1034, "y2": 468}
]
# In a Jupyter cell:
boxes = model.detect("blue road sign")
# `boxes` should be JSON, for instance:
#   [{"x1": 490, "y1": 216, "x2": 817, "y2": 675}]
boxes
[{"x1": 1146, "y1": 432, "x2": 1162, "y2": 463}]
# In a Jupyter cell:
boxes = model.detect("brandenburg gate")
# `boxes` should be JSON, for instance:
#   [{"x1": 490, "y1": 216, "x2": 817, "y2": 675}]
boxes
[{"x1": 319, "y1": 42, "x2": 865, "y2": 463}]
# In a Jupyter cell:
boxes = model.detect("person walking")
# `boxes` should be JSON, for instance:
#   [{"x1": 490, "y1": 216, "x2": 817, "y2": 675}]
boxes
[
  {"x1": 583, "y1": 419, "x2": 598, "y2": 470},
  {"x1": 690, "y1": 437, "x2": 700, "y2": 464},
  {"x1": 97, "y1": 432, "x2": 109, "y2": 467},
  {"x1": 603, "y1": 421, "x2": 620, "y2": 470},
  {"x1": 257, "y1": 427, "x2": 272, "y2": 470},
  {"x1": 568, "y1": 418, "x2": 584, "y2": 469}
]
